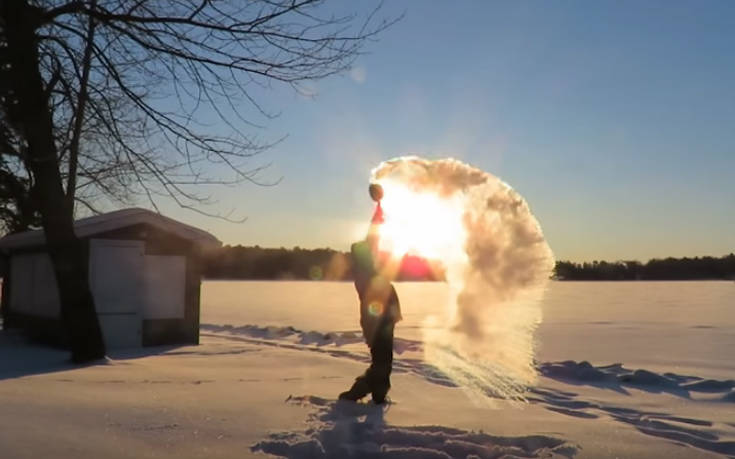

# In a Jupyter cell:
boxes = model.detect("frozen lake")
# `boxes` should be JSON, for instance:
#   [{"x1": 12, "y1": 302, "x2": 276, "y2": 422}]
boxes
[
  {"x1": 201, "y1": 280, "x2": 735, "y2": 379},
  {"x1": 2, "y1": 280, "x2": 734, "y2": 458}
]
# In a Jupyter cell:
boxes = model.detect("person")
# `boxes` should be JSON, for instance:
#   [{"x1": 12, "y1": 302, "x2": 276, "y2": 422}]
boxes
[{"x1": 339, "y1": 184, "x2": 402, "y2": 404}]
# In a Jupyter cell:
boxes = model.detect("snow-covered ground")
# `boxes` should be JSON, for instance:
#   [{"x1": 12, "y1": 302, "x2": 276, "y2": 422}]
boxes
[{"x1": 1, "y1": 281, "x2": 734, "y2": 458}]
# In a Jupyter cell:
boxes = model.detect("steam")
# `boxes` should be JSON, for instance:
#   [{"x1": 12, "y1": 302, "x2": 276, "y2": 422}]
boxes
[{"x1": 371, "y1": 156, "x2": 554, "y2": 401}]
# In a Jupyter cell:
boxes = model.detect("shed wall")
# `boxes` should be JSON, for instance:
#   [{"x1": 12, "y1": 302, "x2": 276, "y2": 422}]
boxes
[
  {"x1": 3, "y1": 251, "x2": 65, "y2": 344},
  {"x1": 10, "y1": 253, "x2": 61, "y2": 318},
  {"x1": 2, "y1": 223, "x2": 203, "y2": 348},
  {"x1": 89, "y1": 224, "x2": 201, "y2": 346}
]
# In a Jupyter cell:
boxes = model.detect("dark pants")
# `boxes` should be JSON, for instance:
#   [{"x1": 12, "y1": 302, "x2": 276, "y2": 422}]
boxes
[{"x1": 342, "y1": 322, "x2": 394, "y2": 403}]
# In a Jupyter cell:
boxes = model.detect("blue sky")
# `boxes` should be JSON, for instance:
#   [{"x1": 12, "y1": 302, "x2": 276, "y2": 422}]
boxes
[{"x1": 162, "y1": 1, "x2": 735, "y2": 262}]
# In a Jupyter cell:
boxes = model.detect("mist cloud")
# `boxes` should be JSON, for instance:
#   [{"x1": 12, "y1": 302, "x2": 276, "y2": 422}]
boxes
[{"x1": 372, "y1": 156, "x2": 554, "y2": 400}]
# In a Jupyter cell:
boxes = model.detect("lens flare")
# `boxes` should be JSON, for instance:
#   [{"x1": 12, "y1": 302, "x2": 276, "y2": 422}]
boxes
[
  {"x1": 368, "y1": 301, "x2": 384, "y2": 316},
  {"x1": 371, "y1": 156, "x2": 554, "y2": 402}
]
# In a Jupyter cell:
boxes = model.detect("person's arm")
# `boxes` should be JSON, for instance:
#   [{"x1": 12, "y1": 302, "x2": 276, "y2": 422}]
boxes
[{"x1": 388, "y1": 285, "x2": 402, "y2": 323}]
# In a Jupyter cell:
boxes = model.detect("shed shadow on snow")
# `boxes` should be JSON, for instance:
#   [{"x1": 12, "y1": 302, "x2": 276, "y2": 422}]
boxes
[
  {"x1": 0, "y1": 330, "x2": 82, "y2": 380},
  {"x1": 0, "y1": 329, "x2": 189, "y2": 381},
  {"x1": 252, "y1": 395, "x2": 577, "y2": 459}
]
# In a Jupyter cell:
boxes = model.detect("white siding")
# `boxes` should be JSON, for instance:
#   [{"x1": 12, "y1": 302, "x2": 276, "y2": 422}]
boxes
[
  {"x1": 9, "y1": 253, "x2": 61, "y2": 318},
  {"x1": 142, "y1": 255, "x2": 186, "y2": 319},
  {"x1": 10, "y1": 254, "x2": 34, "y2": 315},
  {"x1": 89, "y1": 239, "x2": 144, "y2": 348},
  {"x1": 32, "y1": 254, "x2": 62, "y2": 317},
  {"x1": 89, "y1": 239, "x2": 145, "y2": 314}
]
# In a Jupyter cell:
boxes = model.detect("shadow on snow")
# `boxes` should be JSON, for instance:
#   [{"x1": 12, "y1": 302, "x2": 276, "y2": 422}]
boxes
[{"x1": 252, "y1": 395, "x2": 576, "y2": 459}]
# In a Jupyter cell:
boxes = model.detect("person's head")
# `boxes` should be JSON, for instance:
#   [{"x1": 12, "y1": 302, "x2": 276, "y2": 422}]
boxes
[{"x1": 369, "y1": 183, "x2": 384, "y2": 202}]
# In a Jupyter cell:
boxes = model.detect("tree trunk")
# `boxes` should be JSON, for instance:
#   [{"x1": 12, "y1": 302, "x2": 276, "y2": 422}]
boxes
[{"x1": 1, "y1": 1, "x2": 106, "y2": 362}]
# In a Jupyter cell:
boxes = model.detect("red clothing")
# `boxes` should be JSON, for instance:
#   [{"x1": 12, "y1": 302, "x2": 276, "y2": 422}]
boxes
[{"x1": 371, "y1": 202, "x2": 384, "y2": 224}]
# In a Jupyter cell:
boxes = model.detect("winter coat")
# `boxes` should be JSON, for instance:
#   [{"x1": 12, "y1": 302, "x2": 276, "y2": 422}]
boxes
[{"x1": 351, "y1": 240, "x2": 402, "y2": 347}]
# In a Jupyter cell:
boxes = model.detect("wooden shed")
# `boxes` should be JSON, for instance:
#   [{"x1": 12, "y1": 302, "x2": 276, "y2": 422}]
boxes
[{"x1": 0, "y1": 208, "x2": 221, "y2": 349}]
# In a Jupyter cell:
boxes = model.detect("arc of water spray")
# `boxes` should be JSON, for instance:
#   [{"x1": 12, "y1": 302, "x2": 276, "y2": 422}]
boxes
[{"x1": 371, "y1": 156, "x2": 554, "y2": 401}]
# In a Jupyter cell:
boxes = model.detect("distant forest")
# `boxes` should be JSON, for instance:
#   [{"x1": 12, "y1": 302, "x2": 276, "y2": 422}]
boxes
[
  {"x1": 202, "y1": 245, "x2": 444, "y2": 281},
  {"x1": 202, "y1": 246, "x2": 735, "y2": 281},
  {"x1": 554, "y1": 254, "x2": 735, "y2": 281}
]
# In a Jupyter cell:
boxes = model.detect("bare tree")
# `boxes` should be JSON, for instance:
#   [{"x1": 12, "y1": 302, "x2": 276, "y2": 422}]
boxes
[{"x1": 0, "y1": 0, "x2": 394, "y2": 362}]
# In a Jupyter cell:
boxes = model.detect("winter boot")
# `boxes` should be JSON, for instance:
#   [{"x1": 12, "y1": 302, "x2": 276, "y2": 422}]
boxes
[
  {"x1": 339, "y1": 375, "x2": 371, "y2": 402},
  {"x1": 371, "y1": 380, "x2": 390, "y2": 404}
]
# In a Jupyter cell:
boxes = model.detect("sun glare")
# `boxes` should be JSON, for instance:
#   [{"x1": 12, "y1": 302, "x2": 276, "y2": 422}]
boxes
[{"x1": 376, "y1": 180, "x2": 466, "y2": 260}]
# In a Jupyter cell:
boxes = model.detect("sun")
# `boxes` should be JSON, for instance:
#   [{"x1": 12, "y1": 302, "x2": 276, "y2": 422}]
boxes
[{"x1": 375, "y1": 180, "x2": 466, "y2": 260}]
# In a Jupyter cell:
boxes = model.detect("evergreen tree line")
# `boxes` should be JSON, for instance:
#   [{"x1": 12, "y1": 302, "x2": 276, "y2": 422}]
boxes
[
  {"x1": 554, "y1": 254, "x2": 735, "y2": 280},
  {"x1": 201, "y1": 245, "x2": 444, "y2": 281},
  {"x1": 202, "y1": 247, "x2": 735, "y2": 281}
]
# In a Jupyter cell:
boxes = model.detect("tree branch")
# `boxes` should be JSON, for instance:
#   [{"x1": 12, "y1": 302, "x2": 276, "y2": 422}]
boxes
[{"x1": 66, "y1": 1, "x2": 97, "y2": 205}]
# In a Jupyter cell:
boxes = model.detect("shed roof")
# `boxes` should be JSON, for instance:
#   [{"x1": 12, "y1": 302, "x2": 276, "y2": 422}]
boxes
[{"x1": 0, "y1": 208, "x2": 222, "y2": 251}]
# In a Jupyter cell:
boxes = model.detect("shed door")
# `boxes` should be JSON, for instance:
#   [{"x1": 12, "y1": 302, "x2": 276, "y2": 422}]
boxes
[
  {"x1": 89, "y1": 239, "x2": 144, "y2": 349},
  {"x1": 142, "y1": 255, "x2": 186, "y2": 320}
]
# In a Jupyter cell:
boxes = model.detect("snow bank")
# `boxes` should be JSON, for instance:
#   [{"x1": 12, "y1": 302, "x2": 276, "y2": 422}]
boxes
[{"x1": 539, "y1": 360, "x2": 735, "y2": 397}]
